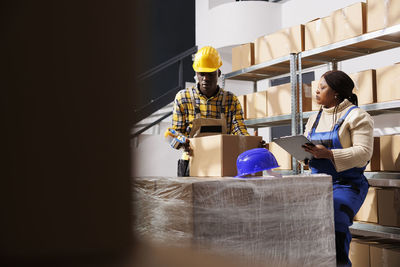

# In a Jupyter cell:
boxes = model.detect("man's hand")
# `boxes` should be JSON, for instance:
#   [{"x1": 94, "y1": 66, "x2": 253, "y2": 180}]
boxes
[
  {"x1": 302, "y1": 143, "x2": 334, "y2": 161},
  {"x1": 183, "y1": 140, "x2": 192, "y2": 155},
  {"x1": 258, "y1": 140, "x2": 267, "y2": 148}
]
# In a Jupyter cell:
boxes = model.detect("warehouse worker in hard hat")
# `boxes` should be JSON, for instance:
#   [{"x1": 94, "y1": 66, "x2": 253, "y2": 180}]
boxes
[{"x1": 172, "y1": 46, "x2": 249, "y2": 176}]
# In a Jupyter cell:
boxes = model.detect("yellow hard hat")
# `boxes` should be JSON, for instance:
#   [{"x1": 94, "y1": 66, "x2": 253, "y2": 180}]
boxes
[{"x1": 192, "y1": 46, "x2": 222, "y2": 72}]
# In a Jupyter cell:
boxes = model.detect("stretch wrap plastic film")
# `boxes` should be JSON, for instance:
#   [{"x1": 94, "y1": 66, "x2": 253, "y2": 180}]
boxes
[{"x1": 133, "y1": 175, "x2": 336, "y2": 266}]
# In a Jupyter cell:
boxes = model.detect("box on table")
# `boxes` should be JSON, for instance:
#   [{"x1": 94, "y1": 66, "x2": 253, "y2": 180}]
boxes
[
  {"x1": 237, "y1": 95, "x2": 247, "y2": 120},
  {"x1": 376, "y1": 63, "x2": 400, "y2": 102},
  {"x1": 365, "y1": 137, "x2": 380, "y2": 171},
  {"x1": 305, "y1": 16, "x2": 334, "y2": 50},
  {"x1": 354, "y1": 187, "x2": 379, "y2": 223},
  {"x1": 380, "y1": 134, "x2": 400, "y2": 171},
  {"x1": 349, "y1": 69, "x2": 377, "y2": 105},
  {"x1": 246, "y1": 91, "x2": 267, "y2": 119},
  {"x1": 255, "y1": 24, "x2": 304, "y2": 64},
  {"x1": 268, "y1": 141, "x2": 292, "y2": 170},
  {"x1": 189, "y1": 135, "x2": 262, "y2": 177},
  {"x1": 367, "y1": 0, "x2": 400, "y2": 32},
  {"x1": 133, "y1": 175, "x2": 336, "y2": 266},
  {"x1": 232, "y1": 43, "x2": 254, "y2": 72},
  {"x1": 331, "y1": 2, "x2": 366, "y2": 43}
]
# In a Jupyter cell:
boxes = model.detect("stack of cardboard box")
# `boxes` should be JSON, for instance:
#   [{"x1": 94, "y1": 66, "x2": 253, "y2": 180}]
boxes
[
  {"x1": 305, "y1": 2, "x2": 366, "y2": 51},
  {"x1": 355, "y1": 186, "x2": 400, "y2": 227},
  {"x1": 134, "y1": 175, "x2": 336, "y2": 266},
  {"x1": 350, "y1": 237, "x2": 400, "y2": 267}
]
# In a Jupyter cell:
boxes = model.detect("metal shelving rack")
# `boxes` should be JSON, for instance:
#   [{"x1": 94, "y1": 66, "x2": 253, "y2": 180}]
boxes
[{"x1": 224, "y1": 24, "x2": 400, "y2": 240}]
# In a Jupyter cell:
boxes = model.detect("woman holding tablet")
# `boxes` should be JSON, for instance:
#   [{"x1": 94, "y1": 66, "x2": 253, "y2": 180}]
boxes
[{"x1": 302, "y1": 70, "x2": 374, "y2": 267}]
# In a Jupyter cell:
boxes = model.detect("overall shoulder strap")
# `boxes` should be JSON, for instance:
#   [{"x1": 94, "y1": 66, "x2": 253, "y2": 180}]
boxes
[
  {"x1": 310, "y1": 108, "x2": 323, "y2": 135},
  {"x1": 334, "y1": 106, "x2": 358, "y2": 130}
]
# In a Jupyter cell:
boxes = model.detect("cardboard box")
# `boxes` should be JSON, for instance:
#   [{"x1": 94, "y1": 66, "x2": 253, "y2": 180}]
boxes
[
  {"x1": 267, "y1": 83, "x2": 292, "y2": 116},
  {"x1": 377, "y1": 188, "x2": 400, "y2": 227},
  {"x1": 367, "y1": 0, "x2": 400, "y2": 32},
  {"x1": 311, "y1": 80, "x2": 320, "y2": 111},
  {"x1": 332, "y1": 2, "x2": 366, "y2": 43},
  {"x1": 232, "y1": 43, "x2": 254, "y2": 72},
  {"x1": 349, "y1": 69, "x2": 377, "y2": 105},
  {"x1": 376, "y1": 63, "x2": 400, "y2": 103},
  {"x1": 266, "y1": 83, "x2": 312, "y2": 116},
  {"x1": 370, "y1": 243, "x2": 400, "y2": 267},
  {"x1": 255, "y1": 24, "x2": 304, "y2": 64},
  {"x1": 365, "y1": 137, "x2": 380, "y2": 171},
  {"x1": 301, "y1": 83, "x2": 313, "y2": 112},
  {"x1": 380, "y1": 134, "x2": 400, "y2": 171},
  {"x1": 237, "y1": 95, "x2": 247, "y2": 120},
  {"x1": 354, "y1": 187, "x2": 378, "y2": 223},
  {"x1": 269, "y1": 141, "x2": 292, "y2": 170},
  {"x1": 189, "y1": 135, "x2": 262, "y2": 177},
  {"x1": 134, "y1": 175, "x2": 336, "y2": 266},
  {"x1": 355, "y1": 186, "x2": 400, "y2": 227},
  {"x1": 246, "y1": 90, "x2": 267, "y2": 119},
  {"x1": 349, "y1": 239, "x2": 370, "y2": 267},
  {"x1": 305, "y1": 16, "x2": 334, "y2": 50}
]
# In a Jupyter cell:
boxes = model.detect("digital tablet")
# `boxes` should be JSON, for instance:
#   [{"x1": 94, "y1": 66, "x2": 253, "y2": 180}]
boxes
[{"x1": 272, "y1": 135, "x2": 315, "y2": 162}]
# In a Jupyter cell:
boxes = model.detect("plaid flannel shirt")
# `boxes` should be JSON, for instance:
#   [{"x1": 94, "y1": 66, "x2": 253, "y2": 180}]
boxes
[{"x1": 172, "y1": 86, "x2": 249, "y2": 136}]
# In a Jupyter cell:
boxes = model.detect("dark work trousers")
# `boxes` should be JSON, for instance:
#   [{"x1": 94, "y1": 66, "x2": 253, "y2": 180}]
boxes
[{"x1": 177, "y1": 159, "x2": 190, "y2": 177}]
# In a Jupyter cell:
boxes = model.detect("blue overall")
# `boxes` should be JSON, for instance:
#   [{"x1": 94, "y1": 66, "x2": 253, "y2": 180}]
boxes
[{"x1": 308, "y1": 106, "x2": 369, "y2": 267}]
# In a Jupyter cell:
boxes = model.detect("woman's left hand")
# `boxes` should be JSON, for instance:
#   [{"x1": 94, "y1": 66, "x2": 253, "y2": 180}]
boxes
[{"x1": 302, "y1": 144, "x2": 334, "y2": 161}]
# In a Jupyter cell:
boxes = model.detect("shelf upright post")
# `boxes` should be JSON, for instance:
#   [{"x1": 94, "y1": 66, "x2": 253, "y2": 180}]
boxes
[
  {"x1": 290, "y1": 53, "x2": 299, "y2": 174},
  {"x1": 253, "y1": 80, "x2": 258, "y2": 135},
  {"x1": 329, "y1": 61, "x2": 338, "y2": 71},
  {"x1": 298, "y1": 52, "x2": 304, "y2": 173},
  {"x1": 221, "y1": 73, "x2": 226, "y2": 89}
]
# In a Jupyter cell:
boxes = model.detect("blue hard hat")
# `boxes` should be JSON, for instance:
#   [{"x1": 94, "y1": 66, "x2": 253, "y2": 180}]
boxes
[{"x1": 236, "y1": 148, "x2": 279, "y2": 178}]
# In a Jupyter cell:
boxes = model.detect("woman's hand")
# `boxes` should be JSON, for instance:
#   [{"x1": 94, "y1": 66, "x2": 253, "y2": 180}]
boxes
[{"x1": 302, "y1": 143, "x2": 334, "y2": 161}]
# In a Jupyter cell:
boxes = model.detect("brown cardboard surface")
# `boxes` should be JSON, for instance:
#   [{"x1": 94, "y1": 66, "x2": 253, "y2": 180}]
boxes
[
  {"x1": 365, "y1": 137, "x2": 380, "y2": 171},
  {"x1": 301, "y1": 83, "x2": 313, "y2": 112},
  {"x1": 255, "y1": 24, "x2": 304, "y2": 64},
  {"x1": 269, "y1": 142, "x2": 292, "y2": 170},
  {"x1": 305, "y1": 16, "x2": 334, "y2": 50},
  {"x1": 380, "y1": 135, "x2": 400, "y2": 171},
  {"x1": 246, "y1": 91, "x2": 267, "y2": 119},
  {"x1": 370, "y1": 243, "x2": 400, "y2": 267},
  {"x1": 354, "y1": 187, "x2": 378, "y2": 223},
  {"x1": 332, "y1": 2, "x2": 366, "y2": 43},
  {"x1": 267, "y1": 83, "x2": 292, "y2": 116},
  {"x1": 237, "y1": 95, "x2": 247, "y2": 120},
  {"x1": 232, "y1": 43, "x2": 254, "y2": 72},
  {"x1": 377, "y1": 188, "x2": 400, "y2": 227},
  {"x1": 367, "y1": 0, "x2": 400, "y2": 32},
  {"x1": 376, "y1": 63, "x2": 400, "y2": 102},
  {"x1": 349, "y1": 69, "x2": 377, "y2": 105},
  {"x1": 349, "y1": 239, "x2": 370, "y2": 267},
  {"x1": 189, "y1": 135, "x2": 262, "y2": 177},
  {"x1": 311, "y1": 80, "x2": 320, "y2": 111}
]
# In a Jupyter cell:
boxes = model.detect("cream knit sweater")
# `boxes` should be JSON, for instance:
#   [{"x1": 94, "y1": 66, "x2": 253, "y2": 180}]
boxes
[{"x1": 304, "y1": 99, "x2": 374, "y2": 172}]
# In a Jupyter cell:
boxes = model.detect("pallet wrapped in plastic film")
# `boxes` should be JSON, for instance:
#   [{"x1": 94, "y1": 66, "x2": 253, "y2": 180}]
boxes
[{"x1": 133, "y1": 175, "x2": 336, "y2": 267}]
